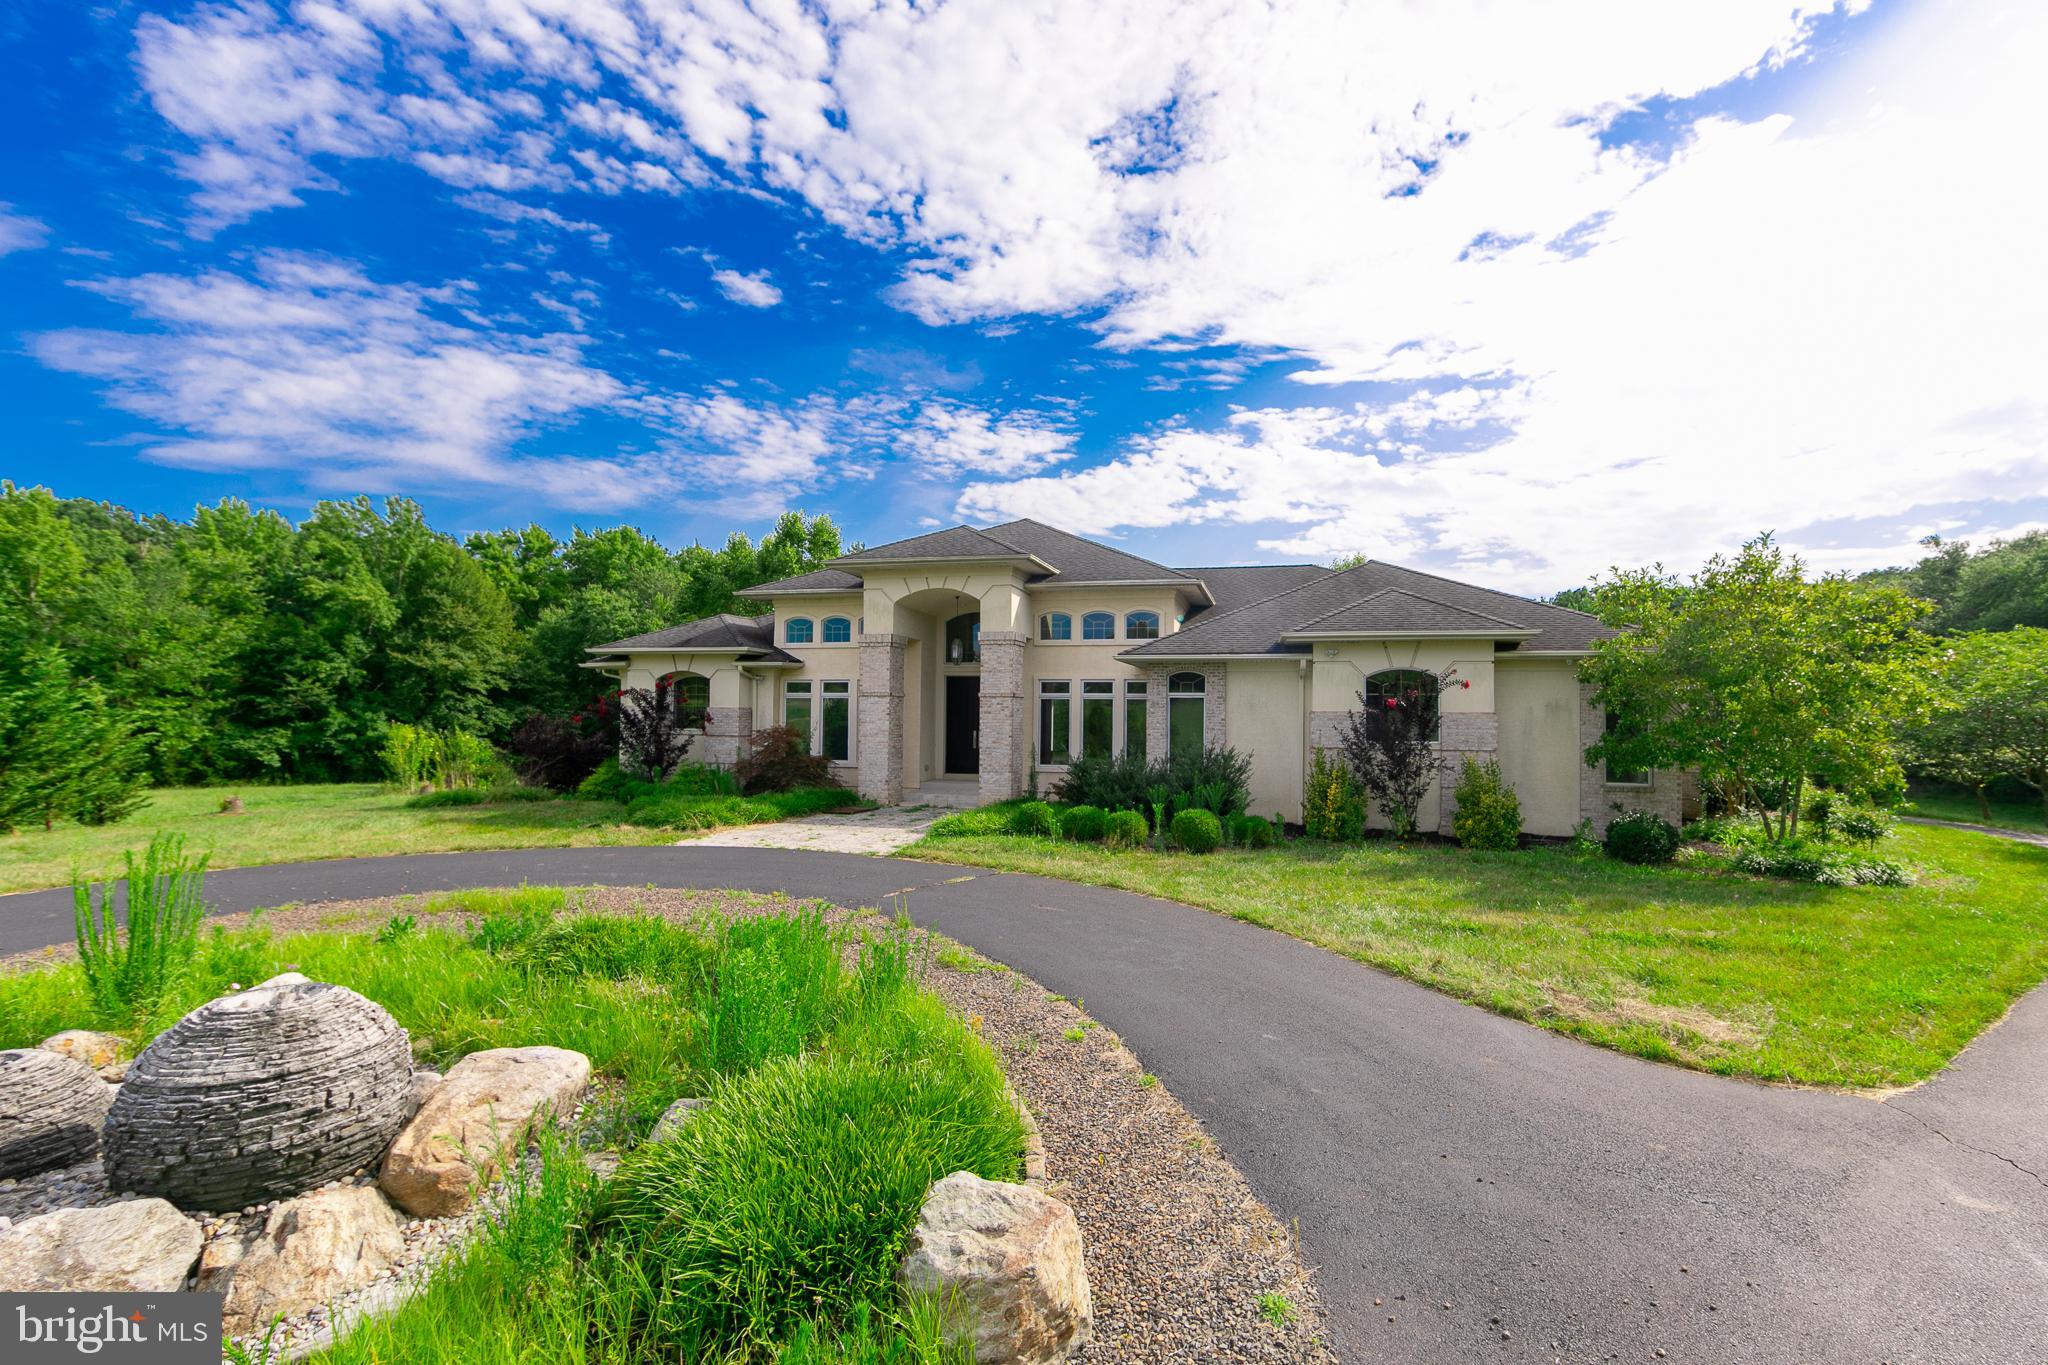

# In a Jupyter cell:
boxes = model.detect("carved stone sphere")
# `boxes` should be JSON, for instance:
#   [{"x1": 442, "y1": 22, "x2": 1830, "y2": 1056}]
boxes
[
  {"x1": 0, "y1": 1049, "x2": 112, "y2": 1177},
  {"x1": 102, "y1": 975, "x2": 412, "y2": 1210}
]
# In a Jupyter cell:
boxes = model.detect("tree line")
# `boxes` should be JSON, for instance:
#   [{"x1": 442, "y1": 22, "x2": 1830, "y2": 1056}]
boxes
[{"x1": 0, "y1": 482, "x2": 844, "y2": 826}]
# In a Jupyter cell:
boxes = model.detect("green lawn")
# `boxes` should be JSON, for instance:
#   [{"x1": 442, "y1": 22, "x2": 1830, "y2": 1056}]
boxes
[
  {"x1": 1902, "y1": 782, "x2": 2045, "y2": 834},
  {"x1": 0, "y1": 785, "x2": 668, "y2": 895},
  {"x1": 907, "y1": 819, "x2": 2048, "y2": 1090}
]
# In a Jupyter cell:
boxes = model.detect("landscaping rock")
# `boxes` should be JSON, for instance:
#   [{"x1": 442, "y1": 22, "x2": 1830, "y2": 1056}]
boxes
[
  {"x1": 0, "y1": 1050, "x2": 113, "y2": 1178},
  {"x1": 103, "y1": 975, "x2": 413, "y2": 1210},
  {"x1": 897, "y1": 1171, "x2": 1092, "y2": 1364},
  {"x1": 379, "y1": 1046, "x2": 590, "y2": 1217},
  {"x1": 39, "y1": 1029, "x2": 132, "y2": 1082},
  {"x1": 402, "y1": 1070, "x2": 442, "y2": 1121},
  {"x1": 647, "y1": 1096, "x2": 707, "y2": 1144},
  {"x1": 0, "y1": 1197, "x2": 202, "y2": 1291},
  {"x1": 199, "y1": 1184, "x2": 407, "y2": 1335}
]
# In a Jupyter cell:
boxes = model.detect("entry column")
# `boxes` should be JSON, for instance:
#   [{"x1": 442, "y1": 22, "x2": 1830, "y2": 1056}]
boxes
[
  {"x1": 857, "y1": 634, "x2": 908, "y2": 804},
  {"x1": 978, "y1": 631, "x2": 1027, "y2": 803}
]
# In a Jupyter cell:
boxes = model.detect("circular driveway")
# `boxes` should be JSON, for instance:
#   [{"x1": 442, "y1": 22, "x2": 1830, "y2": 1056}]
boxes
[{"x1": 5, "y1": 845, "x2": 2043, "y2": 1363}]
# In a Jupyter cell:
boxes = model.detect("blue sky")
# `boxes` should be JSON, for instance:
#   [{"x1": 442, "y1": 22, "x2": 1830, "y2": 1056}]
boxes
[{"x1": 2, "y1": 0, "x2": 2041, "y2": 592}]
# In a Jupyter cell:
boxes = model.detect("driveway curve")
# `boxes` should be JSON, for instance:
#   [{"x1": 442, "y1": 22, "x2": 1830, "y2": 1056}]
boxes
[{"x1": 5, "y1": 846, "x2": 2044, "y2": 1363}]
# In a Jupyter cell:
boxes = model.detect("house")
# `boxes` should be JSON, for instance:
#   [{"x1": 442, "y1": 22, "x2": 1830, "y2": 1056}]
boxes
[{"x1": 584, "y1": 519, "x2": 1683, "y2": 834}]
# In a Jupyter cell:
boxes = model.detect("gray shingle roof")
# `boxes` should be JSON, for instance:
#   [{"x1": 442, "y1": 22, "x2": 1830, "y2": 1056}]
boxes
[
  {"x1": 735, "y1": 568, "x2": 864, "y2": 598},
  {"x1": 589, "y1": 612, "x2": 796, "y2": 661},
  {"x1": 982, "y1": 520, "x2": 1198, "y2": 587},
  {"x1": 833, "y1": 525, "x2": 1035, "y2": 564},
  {"x1": 1122, "y1": 561, "x2": 1614, "y2": 657},
  {"x1": 1179, "y1": 564, "x2": 1332, "y2": 613},
  {"x1": 1288, "y1": 588, "x2": 1533, "y2": 636}
]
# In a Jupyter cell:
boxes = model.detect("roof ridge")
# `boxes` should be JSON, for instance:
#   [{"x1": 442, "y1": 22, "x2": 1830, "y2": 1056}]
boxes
[
  {"x1": 1126, "y1": 561, "x2": 1367, "y2": 649},
  {"x1": 1171, "y1": 562, "x2": 1325, "y2": 571},
  {"x1": 988, "y1": 518, "x2": 1193, "y2": 579},
  {"x1": 1291, "y1": 586, "x2": 1532, "y2": 632},
  {"x1": 1366, "y1": 559, "x2": 1596, "y2": 623}
]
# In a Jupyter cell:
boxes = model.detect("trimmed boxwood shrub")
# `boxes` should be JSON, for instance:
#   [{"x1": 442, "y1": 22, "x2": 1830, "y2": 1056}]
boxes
[
  {"x1": 1060, "y1": 805, "x2": 1106, "y2": 842},
  {"x1": 1450, "y1": 757, "x2": 1522, "y2": 851},
  {"x1": 1171, "y1": 808, "x2": 1222, "y2": 854},
  {"x1": 1102, "y1": 809, "x2": 1148, "y2": 849},
  {"x1": 1227, "y1": 814, "x2": 1276, "y2": 849},
  {"x1": 1603, "y1": 809, "x2": 1681, "y2": 864},
  {"x1": 1010, "y1": 801, "x2": 1060, "y2": 838}
]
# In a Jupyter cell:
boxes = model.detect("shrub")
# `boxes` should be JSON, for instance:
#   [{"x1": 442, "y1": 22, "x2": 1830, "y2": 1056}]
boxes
[
  {"x1": 1060, "y1": 805, "x2": 1107, "y2": 842},
  {"x1": 1338, "y1": 681, "x2": 1445, "y2": 838},
  {"x1": 576, "y1": 756, "x2": 636, "y2": 804},
  {"x1": 1165, "y1": 746, "x2": 1254, "y2": 821},
  {"x1": 1229, "y1": 813, "x2": 1277, "y2": 849},
  {"x1": 382, "y1": 722, "x2": 441, "y2": 789},
  {"x1": 73, "y1": 834, "x2": 209, "y2": 1024},
  {"x1": 1450, "y1": 757, "x2": 1522, "y2": 851},
  {"x1": 1011, "y1": 801, "x2": 1060, "y2": 838},
  {"x1": 1171, "y1": 808, "x2": 1222, "y2": 854},
  {"x1": 1836, "y1": 808, "x2": 1894, "y2": 848},
  {"x1": 1603, "y1": 809, "x2": 1682, "y2": 864},
  {"x1": 1803, "y1": 790, "x2": 1840, "y2": 841},
  {"x1": 1302, "y1": 748, "x2": 1366, "y2": 841},
  {"x1": 1733, "y1": 842, "x2": 1912, "y2": 887},
  {"x1": 1052, "y1": 751, "x2": 1157, "y2": 815},
  {"x1": 667, "y1": 764, "x2": 742, "y2": 797},
  {"x1": 508, "y1": 710, "x2": 613, "y2": 792},
  {"x1": 736, "y1": 726, "x2": 830, "y2": 795},
  {"x1": 617, "y1": 687, "x2": 695, "y2": 783},
  {"x1": 1102, "y1": 809, "x2": 1148, "y2": 849}
]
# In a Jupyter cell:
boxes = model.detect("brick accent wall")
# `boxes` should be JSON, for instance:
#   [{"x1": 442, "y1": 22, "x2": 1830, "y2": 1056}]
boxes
[
  {"x1": 694, "y1": 705, "x2": 752, "y2": 769},
  {"x1": 1435, "y1": 710, "x2": 1500, "y2": 836},
  {"x1": 1144, "y1": 661, "x2": 1228, "y2": 756},
  {"x1": 1576, "y1": 680, "x2": 1684, "y2": 834},
  {"x1": 857, "y1": 634, "x2": 908, "y2": 804},
  {"x1": 979, "y1": 631, "x2": 1027, "y2": 803}
]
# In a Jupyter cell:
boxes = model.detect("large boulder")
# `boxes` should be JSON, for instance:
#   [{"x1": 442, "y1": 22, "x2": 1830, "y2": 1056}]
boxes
[
  {"x1": 897, "y1": 1172, "x2": 1091, "y2": 1365},
  {"x1": 40, "y1": 1029, "x2": 132, "y2": 1082},
  {"x1": 0, "y1": 1198, "x2": 203, "y2": 1291},
  {"x1": 103, "y1": 974, "x2": 413, "y2": 1210},
  {"x1": 379, "y1": 1046, "x2": 590, "y2": 1217},
  {"x1": 0, "y1": 1049, "x2": 113, "y2": 1178},
  {"x1": 646, "y1": 1096, "x2": 707, "y2": 1144},
  {"x1": 198, "y1": 1184, "x2": 408, "y2": 1335}
]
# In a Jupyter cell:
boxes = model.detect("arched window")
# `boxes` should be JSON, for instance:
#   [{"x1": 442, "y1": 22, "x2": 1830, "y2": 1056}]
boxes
[
  {"x1": 1168, "y1": 671, "x2": 1206, "y2": 758},
  {"x1": 1039, "y1": 612, "x2": 1071, "y2": 641},
  {"x1": 1124, "y1": 611, "x2": 1161, "y2": 640},
  {"x1": 659, "y1": 671, "x2": 711, "y2": 730},
  {"x1": 822, "y1": 616, "x2": 852, "y2": 643},
  {"x1": 1364, "y1": 669, "x2": 1440, "y2": 742},
  {"x1": 784, "y1": 617, "x2": 814, "y2": 644},
  {"x1": 1081, "y1": 611, "x2": 1115, "y2": 640}
]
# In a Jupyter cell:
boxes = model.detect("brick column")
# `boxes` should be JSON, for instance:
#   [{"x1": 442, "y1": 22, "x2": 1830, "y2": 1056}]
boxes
[
  {"x1": 979, "y1": 631, "x2": 1027, "y2": 803},
  {"x1": 1435, "y1": 711, "x2": 1500, "y2": 835},
  {"x1": 698, "y1": 705, "x2": 752, "y2": 769},
  {"x1": 858, "y1": 635, "x2": 908, "y2": 804}
]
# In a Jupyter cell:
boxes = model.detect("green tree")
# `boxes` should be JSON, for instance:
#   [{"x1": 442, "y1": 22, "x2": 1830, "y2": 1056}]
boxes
[
  {"x1": 1583, "y1": 535, "x2": 1935, "y2": 840},
  {"x1": 0, "y1": 648, "x2": 145, "y2": 831},
  {"x1": 1909, "y1": 629, "x2": 2048, "y2": 826},
  {"x1": 1860, "y1": 532, "x2": 2048, "y2": 633}
]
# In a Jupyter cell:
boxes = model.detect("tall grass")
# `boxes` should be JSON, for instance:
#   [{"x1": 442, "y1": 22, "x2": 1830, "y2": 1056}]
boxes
[{"x1": 72, "y1": 833, "x2": 208, "y2": 1023}]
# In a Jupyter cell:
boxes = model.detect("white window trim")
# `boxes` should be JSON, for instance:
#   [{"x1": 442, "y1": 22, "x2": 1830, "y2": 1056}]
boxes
[
  {"x1": 1079, "y1": 678, "x2": 1116, "y2": 763},
  {"x1": 783, "y1": 617, "x2": 815, "y2": 645},
  {"x1": 1080, "y1": 612, "x2": 1117, "y2": 642},
  {"x1": 819, "y1": 616, "x2": 855, "y2": 645},
  {"x1": 1122, "y1": 678, "x2": 1149, "y2": 759},
  {"x1": 785, "y1": 678, "x2": 857, "y2": 761},
  {"x1": 1038, "y1": 612, "x2": 1073, "y2": 643},
  {"x1": 1036, "y1": 679, "x2": 1074, "y2": 768}
]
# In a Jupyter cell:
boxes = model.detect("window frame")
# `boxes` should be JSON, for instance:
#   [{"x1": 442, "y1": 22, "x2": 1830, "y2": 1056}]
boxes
[
  {"x1": 1081, "y1": 611, "x2": 1115, "y2": 641},
  {"x1": 783, "y1": 617, "x2": 814, "y2": 645},
  {"x1": 783, "y1": 679, "x2": 813, "y2": 748},
  {"x1": 821, "y1": 616, "x2": 853, "y2": 644},
  {"x1": 1167, "y1": 670, "x2": 1207, "y2": 758},
  {"x1": 1038, "y1": 612, "x2": 1072, "y2": 642},
  {"x1": 1363, "y1": 668, "x2": 1441, "y2": 744},
  {"x1": 1079, "y1": 679, "x2": 1115, "y2": 761},
  {"x1": 1123, "y1": 679, "x2": 1148, "y2": 762},
  {"x1": 660, "y1": 671, "x2": 711, "y2": 731},
  {"x1": 1123, "y1": 611, "x2": 1161, "y2": 640},
  {"x1": 820, "y1": 679, "x2": 853, "y2": 762},
  {"x1": 1037, "y1": 679, "x2": 1073, "y2": 766}
]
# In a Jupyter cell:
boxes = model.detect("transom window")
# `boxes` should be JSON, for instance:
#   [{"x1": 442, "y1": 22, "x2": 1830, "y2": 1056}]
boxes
[
  {"x1": 1363, "y1": 669, "x2": 1440, "y2": 742},
  {"x1": 822, "y1": 616, "x2": 852, "y2": 643},
  {"x1": 1039, "y1": 612, "x2": 1072, "y2": 641},
  {"x1": 659, "y1": 671, "x2": 710, "y2": 730},
  {"x1": 1124, "y1": 611, "x2": 1160, "y2": 640},
  {"x1": 1081, "y1": 611, "x2": 1115, "y2": 640},
  {"x1": 1168, "y1": 671, "x2": 1206, "y2": 758},
  {"x1": 783, "y1": 617, "x2": 814, "y2": 644}
]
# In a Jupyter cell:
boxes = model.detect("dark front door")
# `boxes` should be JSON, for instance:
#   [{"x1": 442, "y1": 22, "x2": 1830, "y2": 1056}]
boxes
[{"x1": 945, "y1": 675, "x2": 980, "y2": 774}]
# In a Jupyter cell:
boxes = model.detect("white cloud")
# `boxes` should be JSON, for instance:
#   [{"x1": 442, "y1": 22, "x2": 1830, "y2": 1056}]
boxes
[
  {"x1": 898, "y1": 403, "x2": 1075, "y2": 477},
  {"x1": 0, "y1": 205, "x2": 49, "y2": 255},
  {"x1": 710, "y1": 268, "x2": 783, "y2": 308}
]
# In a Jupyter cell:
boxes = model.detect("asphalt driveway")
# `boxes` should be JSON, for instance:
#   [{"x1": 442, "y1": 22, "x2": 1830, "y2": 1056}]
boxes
[{"x1": 4, "y1": 846, "x2": 2042, "y2": 1363}]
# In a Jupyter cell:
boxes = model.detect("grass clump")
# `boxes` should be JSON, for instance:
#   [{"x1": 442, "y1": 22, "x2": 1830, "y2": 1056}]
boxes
[
  {"x1": 73, "y1": 833, "x2": 208, "y2": 1023},
  {"x1": 1258, "y1": 1292, "x2": 1296, "y2": 1329},
  {"x1": 624, "y1": 787, "x2": 866, "y2": 832},
  {"x1": 404, "y1": 784, "x2": 556, "y2": 808}
]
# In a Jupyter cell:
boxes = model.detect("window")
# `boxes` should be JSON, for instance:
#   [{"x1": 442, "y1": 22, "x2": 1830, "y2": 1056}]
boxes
[
  {"x1": 1124, "y1": 680, "x2": 1148, "y2": 762},
  {"x1": 660, "y1": 672, "x2": 710, "y2": 730},
  {"x1": 784, "y1": 617, "x2": 814, "y2": 644},
  {"x1": 783, "y1": 680, "x2": 812, "y2": 744},
  {"x1": 1081, "y1": 611, "x2": 1114, "y2": 641},
  {"x1": 1038, "y1": 680, "x2": 1072, "y2": 765},
  {"x1": 1081, "y1": 681, "x2": 1114, "y2": 760},
  {"x1": 945, "y1": 612, "x2": 981, "y2": 664},
  {"x1": 1168, "y1": 671, "x2": 1206, "y2": 758},
  {"x1": 1124, "y1": 611, "x2": 1160, "y2": 640},
  {"x1": 1364, "y1": 669, "x2": 1440, "y2": 742},
  {"x1": 822, "y1": 616, "x2": 852, "y2": 643},
  {"x1": 821, "y1": 680, "x2": 852, "y2": 761},
  {"x1": 1603, "y1": 711, "x2": 1649, "y2": 785},
  {"x1": 1039, "y1": 612, "x2": 1071, "y2": 641}
]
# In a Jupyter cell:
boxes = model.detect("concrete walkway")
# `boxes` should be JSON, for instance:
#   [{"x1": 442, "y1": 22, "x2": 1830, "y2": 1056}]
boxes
[
  {"x1": 2, "y1": 846, "x2": 2043, "y2": 1362},
  {"x1": 1903, "y1": 813, "x2": 2048, "y2": 847},
  {"x1": 682, "y1": 804, "x2": 948, "y2": 855}
]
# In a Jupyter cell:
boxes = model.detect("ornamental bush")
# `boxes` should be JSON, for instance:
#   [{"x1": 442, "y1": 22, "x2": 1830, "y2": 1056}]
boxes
[
  {"x1": 1060, "y1": 804, "x2": 1107, "y2": 842},
  {"x1": 1229, "y1": 813, "x2": 1278, "y2": 849},
  {"x1": 1171, "y1": 808, "x2": 1222, "y2": 854},
  {"x1": 1450, "y1": 757, "x2": 1523, "y2": 851},
  {"x1": 1603, "y1": 809, "x2": 1681, "y2": 864},
  {"x1": 1103, "y1": 810, "x2": 1148, "y2": 849},
  {"x1": 735, "y1": 726, "x2": 829, "y2": 795},
  {"x1": 1010, "y1": 801, "x2": 1060, "y2": 838},
  {"x1": 1302, "y1": 748, "x2": 1366, "y2": 841},
  {"x1": 1835, "y1": 808, "x2": 1894, "y2": 848}
]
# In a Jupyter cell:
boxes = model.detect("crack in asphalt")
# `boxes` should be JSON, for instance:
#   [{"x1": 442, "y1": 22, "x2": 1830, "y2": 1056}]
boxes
[{"x1": 1885, "y1": 1100, "x2": 2048, "y2": 1190}]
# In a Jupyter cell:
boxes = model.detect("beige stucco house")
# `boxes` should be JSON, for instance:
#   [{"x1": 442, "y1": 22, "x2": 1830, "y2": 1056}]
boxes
[{"x1": 585, "y1": 519, "x2": 1682, "y2": 835}]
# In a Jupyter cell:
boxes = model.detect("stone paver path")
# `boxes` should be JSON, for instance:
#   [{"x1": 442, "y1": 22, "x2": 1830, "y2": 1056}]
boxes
[{"x1": 681, "y1": 805, "x2": 947, "y2": 854}]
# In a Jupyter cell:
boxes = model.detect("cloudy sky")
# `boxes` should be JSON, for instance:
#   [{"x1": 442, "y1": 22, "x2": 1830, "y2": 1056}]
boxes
[{"x1": 2, "y1": 0, "x2": 2041, "y2": 592}]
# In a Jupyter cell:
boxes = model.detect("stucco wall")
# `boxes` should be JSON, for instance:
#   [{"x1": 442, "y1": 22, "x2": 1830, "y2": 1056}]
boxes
[
  {"x1": 1306, "y1": 641, "x2": 1498, "y2": 833},
  {"x1": 1226, "y1": 663, "x2": 1305, "y2": 823},
  {"x1": 612, "y1": 651, "x2": 755, "y2": 767},
  {"x1": 1494, "y1": 659, "x2": 1584, "y2": 837}
]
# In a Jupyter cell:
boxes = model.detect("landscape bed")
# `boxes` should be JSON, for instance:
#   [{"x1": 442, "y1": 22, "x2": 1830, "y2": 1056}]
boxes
[{"x1": 908, "y1": 814, "x2": 2048, "y2": 1090}]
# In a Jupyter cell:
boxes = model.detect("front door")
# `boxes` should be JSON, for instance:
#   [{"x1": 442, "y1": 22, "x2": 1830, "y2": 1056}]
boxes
[{"x1": 945, "y1": 675, "x2": 980, "y2": 774}]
